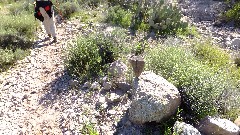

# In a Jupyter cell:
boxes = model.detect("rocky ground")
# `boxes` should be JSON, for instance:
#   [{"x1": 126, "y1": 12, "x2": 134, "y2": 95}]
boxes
[
  {"x1": 0, "y1": 20, "x2": 87, "y2": 134},
  {"x1": 178, "y1": 0, "x2": 240, "y2": 50},
  {"x1": 0, "y1": 0, "x2": 240, "y2": 135},
  {"x1": 0, "y1": 19, "x2": 136, "y2": 135}
]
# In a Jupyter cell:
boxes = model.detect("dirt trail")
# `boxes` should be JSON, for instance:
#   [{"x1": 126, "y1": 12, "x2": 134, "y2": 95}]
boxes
[{"x1": 0, "y1": 20, "x2": 80, "y2": 134}]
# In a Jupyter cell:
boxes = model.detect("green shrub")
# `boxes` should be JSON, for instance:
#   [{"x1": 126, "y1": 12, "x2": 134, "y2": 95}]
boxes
[
  {"x1": 8, "y1": 1, "x2": 33, "y2": 15},
  {"x1": 76, "y1": 0, "x2": 103, "y2": 8},
  {"x1": 191, "y1": 40, "x2": 231, "y2": 67},
  {"x1": 106, "y1": 5, "x2": 133, "y2": 28},
  {"x1": 0, "y1": 48, "x2": 30, "y2": 72},
  {"x1": 65, "y1": 32, "x2": 122, "y2": 82},
  {"x1": 148, "y1": 1, "x2": 187, "y2": 35},
  {"x1": 0, "y1": 34, "x2": 33, "y2": 50},
  {"x1": 145, "y1": 45, "x2": 240, "y2": 121},
  {"x1": 176, "y1": 26, "x2": 199, "y2": 38},
  {"x1": 105, "y1": 0, "x2": 188, "y2": 34},
  {"x1": 225, "y1": 1, "x2": 240, "y2": 26},
  {"x1": 0, "y1": 13, "x2": 37, "y2": 39},
  {"x1": 0, "y1": 11, "x2": 35, "y2": 72},
  {"x1": 82, "y1": 123, "x2": 99, "y2": 135},
  {"x1": 60, "y1": 2, "x2": 79, "y2": 19}
]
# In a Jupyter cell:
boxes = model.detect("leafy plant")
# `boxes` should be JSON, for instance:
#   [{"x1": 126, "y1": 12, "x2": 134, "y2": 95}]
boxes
[
  {"x1": 0, "y1": 48, "x2": 30, "y2": 72},
  {"x1": 60, "y1": 1, "x2": 79, "y2": 19},
  {"x1": 225, "y1": 1, "x2": 240, "y2": 26},
  {"x1": 191, "y1": 40, "x2": 231, "y2": 67},
  {"x1": 106, "y1": 5, "x2": 133, "y2": 28},
  {"x1": 82, "y1": 123, "x2": 99, "y2": 135},
  {"x1": 0, "y1": 13, "x2": 37, "y2": 39},
  {"x1": 145, "y1": 44, "x2": 240, "y2": 121},
  {"x1": 65, "y1": 32, "x2": 122, "y2": 82}
]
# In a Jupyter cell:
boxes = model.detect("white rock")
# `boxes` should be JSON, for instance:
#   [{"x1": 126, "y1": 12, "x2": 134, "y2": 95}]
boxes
[
  {"x1": 231, "y1": 38, "x2": 240, "y2": 50},
  {"x1": 234, "y1": 116, "x2": 240, "y2": 127},
  {"x1": 108, "y1": 60, "x2": 128, "y2": 81},
  {"x1": 102, "y1": 82, "x2": 112, "y2": 90},
  {"x1": 90, "y1": 82, "x2": 101, "y2": 90},
  {"x1": 69, "y1": 79, "x2": 78, "y2": 87},
  {"x1": 82, "y1": 81, "x2": 91, "y2": 89},
  {"x1": 173, "y1": 121, "x2": 201, "y2": 135},
  {"x1": 107, "y1": 93, "x2": 121, "y2": 102},
  {"x1": 198, "y1": 116, "x2": 240, "y2": 135},
  {"x1": 108, "y1": 110, "x2": 116, "y2": 115},
  {"x1": 100, "y1": 76, "x2": 108, "y2": 84},
  {"x1": 98, "y1": 96, "x2": 106, "y2": 104},
  {"x1": 129, "y1": 71, "x2": 181, "y2": 124}
]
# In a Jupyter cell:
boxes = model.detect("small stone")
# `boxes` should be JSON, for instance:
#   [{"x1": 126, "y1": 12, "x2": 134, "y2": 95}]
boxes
[
  {"x1": 82, "y1": 81, "x2": 91, "y2": 89},
  {"x1": 90, "y1": 82, "x2": 100, "y2": 90},
  {"x1": 0, "y1": 111, "x2": 4, "y2": 117},
  {"x1": 64, "y1": 131, "x2": 71, "y2": 135},
  {"x1": 107, "y1": 93, "x2": 121, "y2": 103},
  {"x1": 22, "y1": 94, "x2": 28, "y2": 101},
  {"x1": 0, "y1": 76, "x2": 4, "y2": 83},
  {"x1": 100, "y1": 76, "x2": 108, "y2": 84},
  {"x1": 69, "y1": 79, "x2": 79, "y2": 87},
  {"x1": 108, "y1": 110, "x2": 116, "y2": 115},
  {"x1": 102, "y1": 82, "x2": 112, "y2": 90},
  {"x1": 128, "y1": 55, "x2": 145, "y2": 78},
  {"x1": 125, "y1": 120, "x2": 132, "y2": 126},
  {"x1": 30, "y1": 91, "x2": 37, "y2": 94},
  {"x1": 98, "y1": 96, "x2": 106, "y2": 104},
  {"x1": 231, "y1": 38, "x2": 240, "y2": 50}
]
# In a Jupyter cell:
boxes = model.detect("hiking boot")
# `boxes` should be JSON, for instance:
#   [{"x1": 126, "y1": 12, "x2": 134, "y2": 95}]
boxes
[{"x1": 53, "y1": 37, "x2": 57, "y2": 43}]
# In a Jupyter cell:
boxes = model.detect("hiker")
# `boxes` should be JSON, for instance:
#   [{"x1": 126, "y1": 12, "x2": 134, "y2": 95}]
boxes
[{"x1": 34, "y1": 0, "x2": 57, "y2": 43}]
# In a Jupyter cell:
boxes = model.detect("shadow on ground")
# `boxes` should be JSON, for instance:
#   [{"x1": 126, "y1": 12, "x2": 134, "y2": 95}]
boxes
[{"x1": 38, "y1": 69, "x2": 71, "y2": 108}]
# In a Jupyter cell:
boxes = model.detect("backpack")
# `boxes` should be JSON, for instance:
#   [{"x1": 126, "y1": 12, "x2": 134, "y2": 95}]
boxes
[{"x1": 34, "y1": 0, "x2": 53, "y2": 22}]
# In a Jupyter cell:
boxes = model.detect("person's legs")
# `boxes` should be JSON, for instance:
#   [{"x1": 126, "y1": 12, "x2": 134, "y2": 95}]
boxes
[
  {"x1": 42, "y1": 20, "x2": 51, "y2": 37},
  {"x1": 39, "y1": 7, "x2": 51, "y2": 37},
  {"x1": 39, "y1": 5, "x2": 57, "y2": 42},
  {"x1": 49, "y1": 15, "x2": 57, "y2": 42}
]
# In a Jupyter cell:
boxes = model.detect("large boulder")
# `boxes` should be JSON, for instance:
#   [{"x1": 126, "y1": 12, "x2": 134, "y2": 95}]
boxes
[
  {"x1": 129, "y1": 71, "x2": 181, "y2": 124},
  {"x1": 198, "y1": 116, "x2": 240, "y2": 135},
  {"x1": 173, "y1": 121, "x2": 202, "y2": 135},
  {"x1": 231, "y1": 38, "x2": 240, "y2": 50}
]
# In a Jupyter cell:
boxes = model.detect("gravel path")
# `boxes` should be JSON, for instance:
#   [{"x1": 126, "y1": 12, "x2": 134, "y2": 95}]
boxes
[
  {"x1": 0, "y1": 19, "x2": 133, "y2": 135},
  {"x1": 1, "y1": 1, "x2": 240, "y2": 134},
  {"x1": 0, "y1": 20, "x2": 83, "y2": 134}
]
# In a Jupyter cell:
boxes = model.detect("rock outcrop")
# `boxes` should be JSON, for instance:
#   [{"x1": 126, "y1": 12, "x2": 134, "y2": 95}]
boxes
[
  {"x1": 198, "y1": 116, "x2": 240, "y2": 135},
  {"x1": 173, "y1": 121, "x2": 201, "y2": 135},
  {"x1": 129, "y1": 71, "x2": 181, "y2": 124}
]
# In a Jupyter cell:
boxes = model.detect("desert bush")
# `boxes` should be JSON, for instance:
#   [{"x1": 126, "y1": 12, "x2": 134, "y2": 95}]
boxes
[
  {"x1": 224, "y1": 1, "x2": 240, "y2": 26},
  {"x1": 60, "y1": 1, "x2": 79, "y2": 19},
  {"x1": 106, "y1": 0, "x2": 188, "y2": 35},
  {"x1": 7, "y1": 1, "x2": 33, "y2": 15},
  {"x1": 191, "y1": 40, "x2": 231, "y2": 67},
  {"x1": 0, "y1": 13, "x2": 36, "y2": 39},
  {"x1": 145, "y1": 44, "x2": 240, "y2": 121},
  {"x1": 65, "y1": 32, "x2": 123, "y2": 82},
  {"x1": 0, "y1": 48, "x2": 30, "y2": 72},
  {"x1": 0, "y1": 34, "x2": 33, "y2": 51},
  {"x1": 0, "y1": 5, "x2": 35, "y2": 72},
  {"x1": 147, "y1": 1, "x2": 187, "y2": 35},
  {"x1": 106, "y1": 5, "x2": 133, "y2": 28}
]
